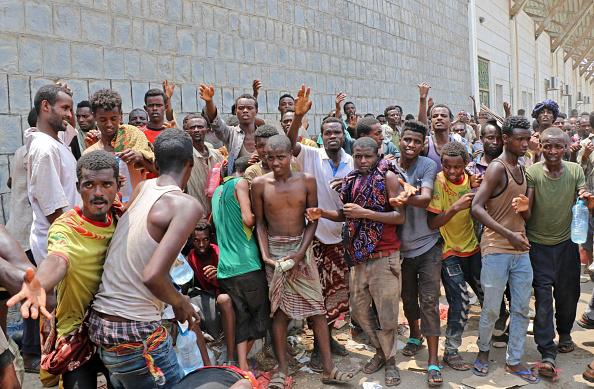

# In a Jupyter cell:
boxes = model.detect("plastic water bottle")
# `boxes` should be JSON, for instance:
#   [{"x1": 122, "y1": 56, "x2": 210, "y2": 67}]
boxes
[
  {"x1": 114, "y1": 156, "x2": 132, "y2": 203},
  {"x1": 169, "y1": 253, "x2": 194, "y2": 286},
  {"x1": 571, "y1": 199, "x2": 589, "y2": 244},
  {"x1": 175, "y1": 325, "x2": 203, "y2": 376}
]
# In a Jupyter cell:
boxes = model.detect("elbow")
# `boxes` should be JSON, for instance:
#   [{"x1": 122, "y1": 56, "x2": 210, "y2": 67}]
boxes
[
  {"x1": 242, "y1": 215, "x2": 255, "y2": 229},
  {"x1": 395, "y1": 214, "x2": 405, "y2": 225},
  {"x1": 142, "y1": 270, "x2": 161, "y2": 292}
]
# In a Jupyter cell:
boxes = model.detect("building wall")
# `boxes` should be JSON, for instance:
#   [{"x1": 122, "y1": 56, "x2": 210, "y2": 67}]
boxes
[{"x1": 0, "y1": 0, "x2": 473, "y2": 224}]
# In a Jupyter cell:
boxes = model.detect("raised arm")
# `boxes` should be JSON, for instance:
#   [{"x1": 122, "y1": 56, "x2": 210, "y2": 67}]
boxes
[
  {"x1": 288, "y1": 85, "x2": 312, "y2": 157},
  {"x1": 199, "y1": 84, "x2": 218, "y2": 123},
  {"x1": 417, "y1": 82, "x2": 431, "y2": 125},
  {"x1": 163, "y1": 80, "x2": 175, "y2": 122},
  {"x1": 235, "y1": 179, "x2": 255, "y2": 228},
  {"x1": 335, "y1": 92, "x2": 346, "y2": 119},
  {"x1": 251, "y1": 178, "x2": 275, "y2": 267}
]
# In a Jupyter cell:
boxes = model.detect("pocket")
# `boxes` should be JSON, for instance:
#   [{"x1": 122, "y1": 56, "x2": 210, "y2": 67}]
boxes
[
  {"x1": 111, "y1": 365, "x2": 159, "y2": 389},
  {"x1": 387, "y1": 254, "x2": 401, "y2": 277},
  {"x1": 445, "y1": 263, "x2": 463, "y2": 278}
]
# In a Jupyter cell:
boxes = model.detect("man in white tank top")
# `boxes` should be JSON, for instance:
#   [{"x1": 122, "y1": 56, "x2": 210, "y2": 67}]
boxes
[{"x1": 88, "y1": 129, "x2": 204, "y2": 389}]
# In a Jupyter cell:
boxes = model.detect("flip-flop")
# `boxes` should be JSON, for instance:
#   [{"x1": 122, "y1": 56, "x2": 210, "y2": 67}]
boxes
[
  {"x1": 443, "y1": 352, "x2": 471, "y2": 371},
  {"x1": 536, "y1": 359, "x2": 558, "y2": 380},
  {"x1": 402, "y1": 337, "x2": 424, "y2": 357},
  {"x1": 427, "y1": 364, "x2": 443, "y2": 387},
  {"x1": 320, "y1": 367, "x2": 353, "y2": 385},
  {"x1": 505, "y1": 365, "x2": 540, "y2": 384},
  {"x1": 472, "y1": 359, "x2": 489, "y2": 377},
  {"x1": 385, "y1": 364, "x2": 401, "y2": 387},
  {"x1": 363, "y1": 353, "x2": 386, "y2": 374}
]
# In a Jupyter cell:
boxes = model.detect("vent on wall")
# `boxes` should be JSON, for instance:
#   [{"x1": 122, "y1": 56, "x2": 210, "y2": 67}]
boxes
[{"x1": 561, "y1": 84, "x2": 570, "y2": 96}]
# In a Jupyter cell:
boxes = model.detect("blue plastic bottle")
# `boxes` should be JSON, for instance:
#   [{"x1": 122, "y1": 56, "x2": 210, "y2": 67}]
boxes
[
  {"x1": 571, "y1": 199, "x2": 589, "y2": 244},
  {"x1": 175, "y1": 325, "x2": 203, "y2": 376}
]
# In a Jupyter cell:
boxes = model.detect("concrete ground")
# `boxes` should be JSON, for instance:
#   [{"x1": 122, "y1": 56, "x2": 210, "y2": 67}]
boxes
[{"x1": 22, "y1": 280, "x2": 594, "y2": 388}]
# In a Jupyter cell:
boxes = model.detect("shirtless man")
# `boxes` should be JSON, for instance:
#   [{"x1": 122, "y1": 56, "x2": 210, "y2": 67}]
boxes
[{"x1": 251, "y1": 135, "x2": 352, "y2": 387}]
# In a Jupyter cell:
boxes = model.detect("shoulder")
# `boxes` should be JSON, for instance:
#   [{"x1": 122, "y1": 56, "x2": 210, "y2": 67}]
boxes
[
  {"x1": 564, "y1": 161, "x2": 585, "y2": 175},
  {"x1": 526, "y1": 161, "x2": 543, "y2": 174}
]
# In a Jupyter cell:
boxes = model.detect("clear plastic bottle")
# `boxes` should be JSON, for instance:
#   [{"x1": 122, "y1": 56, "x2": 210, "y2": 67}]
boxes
[
  {"x1": 169, "y1": 253, "x2": 194, "y2": 286},
  {"x1": 571, "y1": 199, "x2": 589, "y2": 244},
  {"x1": 175, "y1": 325, "x2": 203, "y2": 376},
  {"x1": 114, "y1": 156, "x2": 132, "y2": 203}
]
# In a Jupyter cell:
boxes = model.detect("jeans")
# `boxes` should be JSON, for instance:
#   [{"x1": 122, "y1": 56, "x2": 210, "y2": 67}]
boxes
[
  {"x1": 477, "y1": 252, "x2": 532, "y2": 365},
  {"x1": 530, "y1": 240, "x2": 580, "y2": 360},
  {"x1": 441, "y1": 253, "x2": 482, "y2": 354},
  {"x1": 98, "y1": 334, "x2": 182, "y2": 389}
]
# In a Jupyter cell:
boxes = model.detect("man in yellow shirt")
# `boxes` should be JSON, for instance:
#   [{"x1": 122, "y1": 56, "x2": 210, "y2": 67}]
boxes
[
  {"x1": 427, "y1": 141, "x2": 481, "y2": 372},
  {"x1": 9, "y1": 150, "x2": 120, "y2": 389}
]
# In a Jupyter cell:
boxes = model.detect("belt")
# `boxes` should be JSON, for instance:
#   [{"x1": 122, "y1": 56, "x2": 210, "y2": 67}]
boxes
[
  {"x1": 367, "y1": 250, "x2": 397, "y2": 260},
  {"x1": 94, "y1": 310, "x2": 133, "y2": 323}
]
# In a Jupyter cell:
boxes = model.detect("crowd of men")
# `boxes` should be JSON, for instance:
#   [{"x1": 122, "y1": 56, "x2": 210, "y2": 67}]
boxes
[{"x1": 0, "y1": 78, "x2": 593, "y2": 389}]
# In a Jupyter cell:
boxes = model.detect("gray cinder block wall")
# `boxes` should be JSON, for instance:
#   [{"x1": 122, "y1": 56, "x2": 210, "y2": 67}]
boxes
[{"x1": 0, "y1": 0, "x2": 472, "y2": 223}]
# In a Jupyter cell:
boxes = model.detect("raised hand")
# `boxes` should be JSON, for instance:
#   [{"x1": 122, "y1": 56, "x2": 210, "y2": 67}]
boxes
[
  {"x1": 335, "y1": 92, "x2": 347, "y2": 107},
  {"x1": 84, "y1": 129, "x2": 101, "y2": 147},
  {"x1": 7, "y1": 268, "x2": 52, "y2": 320},
  {"x1": 418, "y1": 82, "x2": 431, "y2": 99},
  {"x1": 252, "y1": 79, "x2": 262, "y2": 98},
  {"x1": 199, "y1": 84, "x2": 215, "y2": 102},
  {"x1": 511, "y1": 194, "x2": 529, "y2": 213},
  {"x1": 503, "y1": 102, "x2": 511, "y2": 117},
  {"x1": 305, "y1": 207, "x2": 322, "y2": 221},
  {"x1": 162, "y1": 80, "x2": 175, "y2": 100},
  {"x1": 294, "y1": 84, "x2": 312, "y2": 116}
]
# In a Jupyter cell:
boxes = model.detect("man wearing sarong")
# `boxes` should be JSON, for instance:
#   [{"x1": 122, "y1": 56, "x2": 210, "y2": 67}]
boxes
[
  {"x1": 285, "y1": 86, "x2": 353, "y2": 369},
  {"x1": 306, "y1": 137, "x2": 406, "y2": 387},
  {"x1": 9, "y1": 150, "x2": 120, "y2": 388},
  {"x1": 84, "y1": 89, "x2": 156, "y2": 191},
  {"x1": 252, "y1": 134, "x2": 353, "y2": 388}
]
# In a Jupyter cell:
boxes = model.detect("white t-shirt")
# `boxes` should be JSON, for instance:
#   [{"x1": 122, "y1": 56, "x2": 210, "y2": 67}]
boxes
[
  {"x1": 25, "y1": 128, "x2": 80, "y2": 264},
  {"x1": 296, "y1": 145, "x2": 353, "y2": 244}
]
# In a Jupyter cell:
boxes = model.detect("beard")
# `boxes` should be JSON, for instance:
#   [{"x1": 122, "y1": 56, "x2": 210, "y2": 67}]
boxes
[{"x1": 49, "y1": 108, "x2": 67, "y2": 132}]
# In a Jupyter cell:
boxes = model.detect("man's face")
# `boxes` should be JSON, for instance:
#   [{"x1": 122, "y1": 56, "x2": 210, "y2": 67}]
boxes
[
  {"x1": 185, "y1": 118, "x2": 208, "y2": 144},
  {"x1": 235, "y1": 98, "x2": 257, "y2": 125},
  {"x1": 321, "y1": 122, "x2": 344, "y2": 152},
  {"x1": 79, "y1": 167, "x2": 118, "y2": 221},
  {"x1": 367, "y1": 123, "x2": 384, "y2": 147},
  {"x1": 457, "y1": 111, "x2": 469, "y2": 124},
  {"x1": 255, "y1": 137, "x2": 269, "y2": 160},
  {"x1": 478, "y1": 111, "x2": 489, "y2": 125},
  {"x1": 399, "y1": 130, "x2": 424, "y2": 159},
  {"x1": 265, "y1": 146, "x2": 291, "y2": 175},
  {"x1": 76, "y1": 107, "x2": 95, "y2": 132},
  {"x1": 46, "y1": 92, "x2": 74, "y2": 132},
  {"x1": 353, "y1": 146, "x2": 378, "y2": 174},
  {"x1": 537, "y1": 108, "x2": 554, "y2": 128},
  {"x1": 278, "y1": 97, "x2": 294, "y2": 114},
  {"x1": 280, "y1": 111, "x2": 294, "y2": 134},
  {"x1": 481, "y1": 125, "x2": 503, "y2": 158},
  {"x1": 580, "y1": 115, "x2": 592, "y2": 137},
  {"x1": 553, "y1": 117, "x2": 564, "y2": 129},
  {"x1": 377, "y1": 115, "x2": 387, "y2": 125},
  {"x1": 503, "y1": 128, "x2": 531, "y2": 157},
  {"x1": 569, "y1": 117, "x2": 578, "y2": 131},
  {"x1": 129, "y1": 110, "x2": 148, "y2": 127},
  {"x1": 441, "y1": 154, "x2": 466, "y2": 183},
  {"x1": 192, "y1": 230, "x2": 211, "y2": 255},
  {"x1": 386, "y1": 109, "x2": 401, "y2": 127},
  {"x1": 344, "y1": 103, "x2": 356, "y2": 117},
  {"x1": 453, "y1": 123, "x2": 467, "y2": 137},
  {"x1": 540, "y1": 135, "x2": 566, "y2": 164},
  {"x1": 144, "y1": 95, "x2": 165, "y2": 124},
  {"x1": 95, "y1": 108, "x2": 122, "y2": 140},
  {"x1": 431, "y1": 107, "x2": 451, "y2": 132}
]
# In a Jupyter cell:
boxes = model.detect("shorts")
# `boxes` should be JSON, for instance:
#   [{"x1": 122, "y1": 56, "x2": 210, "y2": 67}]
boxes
[{"x1": 218, "y1": 270, "x2": 271, "y2": 343}]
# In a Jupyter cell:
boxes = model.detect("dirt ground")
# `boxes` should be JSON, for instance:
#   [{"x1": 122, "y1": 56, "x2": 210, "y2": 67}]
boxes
[{"x1": 22, "y1": 280, "x2": 594, "y2": 388}]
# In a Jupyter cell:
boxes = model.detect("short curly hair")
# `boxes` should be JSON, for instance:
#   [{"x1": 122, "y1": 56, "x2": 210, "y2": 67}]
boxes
[
  {"x1": 254, "y1": 124, "x2": 279, "y2": 139},
  {"x1": 76, "y1": 150, "x2": 119, "y2": 182},
  {"x1": 502, "y1": 115, "x2": 531, "y2": 137},
  {"x1": 402, "y1": 120, "x2": 428, "y2": 140},
  {"x1": 440, "y1": 141, "x2": 469, "y2": 163},
  {"x1": 90, "y1": 89, "x2": 122, "y2": 114}
]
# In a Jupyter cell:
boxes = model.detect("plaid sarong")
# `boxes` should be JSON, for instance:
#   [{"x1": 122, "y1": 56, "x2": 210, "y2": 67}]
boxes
[{"x1": 266, "y1": 235, "x2": 326, "y2": 320}]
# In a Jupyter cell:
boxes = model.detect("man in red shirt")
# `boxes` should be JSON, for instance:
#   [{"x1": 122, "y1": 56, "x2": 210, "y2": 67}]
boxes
[{"x1": 186, "y1": 223, "x2": 237, "y2": 366}]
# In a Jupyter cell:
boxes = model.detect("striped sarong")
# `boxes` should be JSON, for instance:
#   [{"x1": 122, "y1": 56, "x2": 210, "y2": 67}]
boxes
[{"x1": 266, "y1": 235, "x2": 326, "y2": 320}]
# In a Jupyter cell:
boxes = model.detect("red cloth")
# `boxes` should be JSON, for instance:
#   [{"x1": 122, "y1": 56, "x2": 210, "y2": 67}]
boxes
[
  {"x1": 374, "y1": 225, "x2": 401, "y2": 251},
  {"x1": 187, "y1": 245, "x2": 220, "y2": 295}
]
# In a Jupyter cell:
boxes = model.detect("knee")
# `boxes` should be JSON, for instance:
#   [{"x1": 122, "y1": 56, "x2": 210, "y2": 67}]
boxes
[{"x1": 216, "y1": 294, "x2": 232, "y2": 308}]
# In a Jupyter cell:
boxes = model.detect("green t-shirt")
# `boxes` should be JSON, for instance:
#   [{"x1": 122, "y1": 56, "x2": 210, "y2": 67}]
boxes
[
  {"x1": 526, "y1": 161, "x2": 586, "y2": 245},
  {"x1": 211, "y1": 177, "x2": 262, "y2": 279}
]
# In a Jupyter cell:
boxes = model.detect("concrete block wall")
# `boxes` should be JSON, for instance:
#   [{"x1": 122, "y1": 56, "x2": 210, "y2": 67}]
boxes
[{"x1": 0, "y1": 0, "x2": 473, "y2": 224}]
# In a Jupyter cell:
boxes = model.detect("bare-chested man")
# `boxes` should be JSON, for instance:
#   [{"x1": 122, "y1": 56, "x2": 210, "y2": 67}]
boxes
[{"x1": 251, "y1": 135, "x2": 352, "y2": 388}]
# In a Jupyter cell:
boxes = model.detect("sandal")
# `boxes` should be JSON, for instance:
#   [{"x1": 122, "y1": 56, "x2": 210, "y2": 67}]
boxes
[
  {"x1": 536, "y1": 359, "x2": 558, "y2": 380},
  {"x1": 401, "y1": 337, "x2": 424, "y2": 357},
  {"x1": 268, "y1": 371, "x2": 287, "y2": 389},
  {"x1": 385, "y1": 364, "x2": 401, "y2": 386},
  {"x1": 505, "y1": 364, "x2": 540, "y2": 384},
  {"x1": 472, "y1": 359, "x2": 489, "y2": 377},
  {"x1": 308, "y1": 348, "x2": 324, "y2": 373},
  {"x1": 321, "y1": 367, "x2": 353, "y2": 385},
  {"x1": 557, "y1": 341, "x2": 575, "y2": 353},
  {"x1": 577, "y1": 314, "x2": 594, "y2": 329},
  {"x1": 443, "y1": 352, "x2": 471, "y2": 371},
  {"x1": 330, "y1": 337, "x2": 349, "y2": 356},
  {"x1": 363, "y1": 353, "x2": 386, "y2": 374},
  {"x1": 427, "y1": 364, "x2": 443, "y2": 387},
  {"x1": 583, "y1": 363, "x2": 594, "y2": 383}
]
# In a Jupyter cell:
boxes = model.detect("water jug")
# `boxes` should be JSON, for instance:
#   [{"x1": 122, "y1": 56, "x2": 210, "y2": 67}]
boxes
[
  {"x1": 571, "y1": 199, "x2": 589, "y2": 244},
  {"x1": 175, "y1": 325, "x2": 203, "y2": 376}
]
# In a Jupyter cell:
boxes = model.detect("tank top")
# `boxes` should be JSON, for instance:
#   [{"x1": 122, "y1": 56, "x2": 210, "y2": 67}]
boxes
[
  {"x1": 480, "y1": 159, "x2": 528, "y2": 256},
  {"x1": 426, "y1": 135, "x2": 457, "y2": 172},
  {"x1": 92, "y1": 179, "x2": 182, "y2": 322}
]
